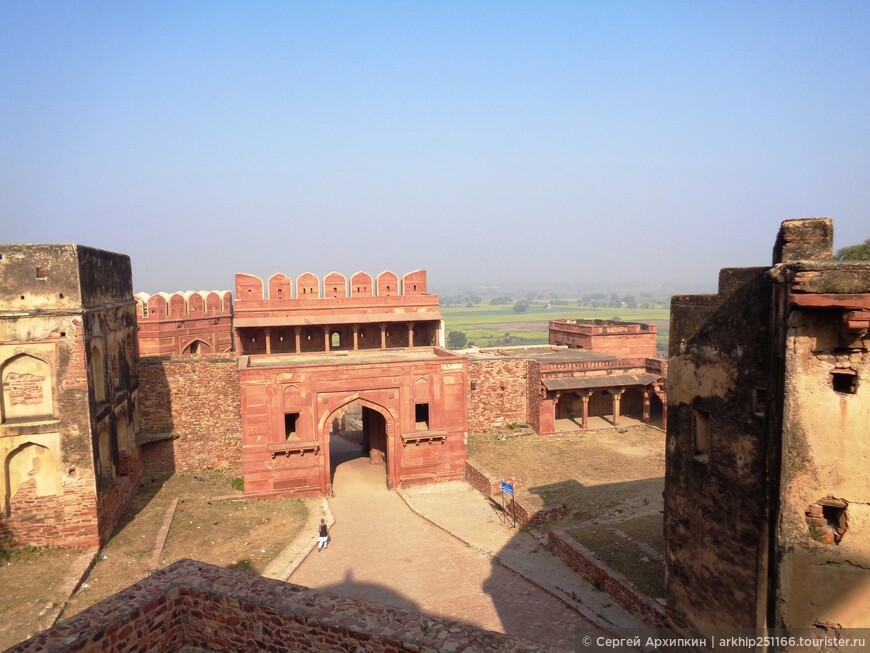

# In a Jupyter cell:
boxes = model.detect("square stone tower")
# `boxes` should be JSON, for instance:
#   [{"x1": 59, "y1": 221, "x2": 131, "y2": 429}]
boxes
[
  {"x1": 665, "y1": 219, "x2": 870, "y2": 644},
  {"x1": 0, "y1": 244, "x2": 142, "y2": 547}
]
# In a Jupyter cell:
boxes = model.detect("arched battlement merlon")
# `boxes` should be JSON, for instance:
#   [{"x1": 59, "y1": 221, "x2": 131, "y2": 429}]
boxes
[
  {"x1": 235, "y1": 273, "x2": 264, "y2": 301},
  {"x1": 220, "y1": 291, "x2": 233, "y2": 313},
  {"x1": 186, "y1": 291, "x2": 205, "y2": 314},
  {"x1": 147, "y1": 294, "x2": 168, "y2": 318},
  {"x1": 134, "y1": 293, "x2": 150, "y2": 318},
  {"x1": 205, "y1": 291, "x2": 222, "y2": 314},
  {"x1": 168, "y1": 293, "x2": 186, "y2": 318},
  {"x1": 402, "y1": 270, "x2": 427, "y2": 295},
  {"x1": 268, "y1": 273, "x2": 293, "y2": 301},
  {"x1": 350, "y1": 271, "x2": 373, "y2": 297},
  {"x1": 296, "y1": 272, "x2": 320, "y2": 298},
  {"x1": 324, "y1": 272, "x2": 347, "y2": 299},
  {"x1": 376, "y1": 270, "x2": 399, "y2": 297}
]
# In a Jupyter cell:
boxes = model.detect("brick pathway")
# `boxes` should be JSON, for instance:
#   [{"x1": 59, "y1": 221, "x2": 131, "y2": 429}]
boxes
[{"x1": 290, "y1": 441, "x2": 584, "y2": 650}]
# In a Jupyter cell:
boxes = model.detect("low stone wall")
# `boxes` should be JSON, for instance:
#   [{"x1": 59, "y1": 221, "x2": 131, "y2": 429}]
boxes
[
  {"x1": 507, "y1": 494, "x2": 567, "y2": 528},
  {"x1": 465, "y1": 459, "x2": 564, "y2": 528},
  {"x1": 465, "y1": 458, "x2": 503, "y2": 496},
  {"x1": 548, "y1": 529, "x2": 666, "y2": 627},
  {"x1": 9, "y1": 559, "x2": 562, "y2": 653}
]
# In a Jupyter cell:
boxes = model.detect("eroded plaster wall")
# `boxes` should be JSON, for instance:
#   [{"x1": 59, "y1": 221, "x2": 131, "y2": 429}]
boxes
[{"x1": 775, "y1": 300, "x2": 870, "y2": 629}]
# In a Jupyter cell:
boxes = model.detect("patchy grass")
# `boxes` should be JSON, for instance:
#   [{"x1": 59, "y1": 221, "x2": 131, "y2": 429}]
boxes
[
  {"x1": 62, "y1": 469, "x2": 307, "y2": 619},
  {"x1": 0, "y1": 546, "x2": 92, "y2": 650},
  {"x1": 568, "y1": 523, "x2": 665, "y2": 599},
  {"x1": 469, "y1": 426, "x2": 665, "y2": 600}
]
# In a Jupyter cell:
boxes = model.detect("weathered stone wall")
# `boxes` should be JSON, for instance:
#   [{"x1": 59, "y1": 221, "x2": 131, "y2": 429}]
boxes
[
  {"x1": 665, "y1": 266, "x2": 774, "y2": 631},
  {"x1": 465, "y1": 458, "x2": 503, "y2": 496},
  {"x1": 467, "y1": 357, "x2": 528, "y2": 431},
  {"x1": 138, "y1": 357, "x2": 242, "y2": 472},
  {"x1": 773, "y1": 260, "x2": 870, "y2": 631},
  {"x1": 9, "y1": 559, "x2": 560, "y2": 653}
]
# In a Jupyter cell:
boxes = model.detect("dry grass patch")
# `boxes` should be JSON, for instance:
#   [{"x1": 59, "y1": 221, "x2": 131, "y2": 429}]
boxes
[{"x1": 62, "y1": 469, "x2": 307, "y2": 619}]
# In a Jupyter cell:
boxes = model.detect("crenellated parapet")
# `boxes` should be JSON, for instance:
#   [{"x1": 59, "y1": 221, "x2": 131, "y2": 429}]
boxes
[
  {"x1": 134, "y1": 290, "x2": 232, "y2": 320},
  {"x1": 234, "y1": 269, "x2": 428, "y2": 303},
  {"x1": 134, "y1": 290, "x2": 234, "y2": 357},
  {"x1": 232, "y1": 270, "x2": 442, "y2": 354}
]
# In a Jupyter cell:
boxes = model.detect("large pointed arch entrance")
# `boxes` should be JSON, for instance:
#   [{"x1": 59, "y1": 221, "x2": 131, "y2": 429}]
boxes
[{"x1": 320, "y1": 398, "x2": 395, "y2": 496}]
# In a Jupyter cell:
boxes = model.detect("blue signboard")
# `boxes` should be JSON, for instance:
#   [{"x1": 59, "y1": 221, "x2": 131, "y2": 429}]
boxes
[{"x1": 501, "y1": 481, "x2": 514, "y2": 497}]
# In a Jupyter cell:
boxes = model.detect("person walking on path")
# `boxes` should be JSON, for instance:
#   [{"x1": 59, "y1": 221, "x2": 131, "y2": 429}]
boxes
[{"x1": 317, "y1": 518, "x2": 329, "y2": 551}]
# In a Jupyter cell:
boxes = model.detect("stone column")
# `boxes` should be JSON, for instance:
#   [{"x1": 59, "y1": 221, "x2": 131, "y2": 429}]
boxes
[
  {"x1": 611, "y1": 388, "x2": 625, "y2": 427},
  {"x1": 380, "y1": 323, "x2": 387, "y2": 349},
  {"x1": 352, "y1": 325, "x2": 359, "y2": 351},
  {"x1": 323, "y1": 326, "x2": 331, "y2": 352},
  {"x1": 407, "y1": 322, "x2": 415, "y2": 348},
  {"x1": 656, "y1": 390, "x2": 668, "y2": 431},
  {"x1": 232, "y1": 328, "x2": 241, "y2": 354},
  {"x1": 294, "y1": 327, "x2": 301, "y2": 353},
  {"x1": 264, "y1": 328, "x2": 272, "y2": 355},
  {"x1": 581, "y1": 391, "x2": 591, "y2": 430},
  {"x1": 642, "y1": 389, "x2": 650, "y2": 423}
]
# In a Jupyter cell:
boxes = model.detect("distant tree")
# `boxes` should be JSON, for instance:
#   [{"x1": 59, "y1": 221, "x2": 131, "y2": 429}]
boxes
[
  {"x1": 464, "y1": 302, "x2": 474, "y2": 308},
  {"x1": 446, "y1": 330, "x2": 468, "y2": 349},
  {"x1": 835, "y1": 238, "x2": 870, "y2": 261},
  {"x1": 610, "y1": 315, "x2": 622, "y2": 321},
  {"x1": 513, "y1": 300, "x2": 530, "y2": 313},
  {"x1": 622, "y1": 294, "x2": 637, "y2": 309},
  {"x1": 490, "y1": 296, "x2": 513, "y2": 305},
  {"x1": 466, "y1": 293, "x2": 482, "y2": 304}
]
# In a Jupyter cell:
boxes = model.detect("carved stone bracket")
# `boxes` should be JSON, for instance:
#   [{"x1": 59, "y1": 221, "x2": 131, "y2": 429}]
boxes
[{"x1": 268, "y1": 441, "x2": 320, "y2": 458}]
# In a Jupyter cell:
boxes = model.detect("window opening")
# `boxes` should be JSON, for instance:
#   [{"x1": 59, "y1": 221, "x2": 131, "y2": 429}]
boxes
[
  {"x1": 831, "y1": 369, "x2": 858, "y2": 394},
  {"x1": 415, "y1": 403, "x2": 430, "y2": 431},
  {"x1": 36, "y1": 266, "x2": 46, "y2": 279},
  {"x1": 331, "y1": 332, "x2": 340, "y2": 348},
  {"x1": 693, "y1": 409, "x2": 710, "y2": 459},
  {"x1": 285, "y1": 413, "x2": 299, "y2": 440}
]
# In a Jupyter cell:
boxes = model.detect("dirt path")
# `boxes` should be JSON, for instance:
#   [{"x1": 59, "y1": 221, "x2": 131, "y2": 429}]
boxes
[{"x1": 290, "y1": 439, "x2": 583, "y2": 650}]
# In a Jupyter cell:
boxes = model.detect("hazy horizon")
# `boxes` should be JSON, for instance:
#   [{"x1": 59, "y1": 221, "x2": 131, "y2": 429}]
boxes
[{"x1": 2, "y1": 3, "x2": 868, "y2": 294}]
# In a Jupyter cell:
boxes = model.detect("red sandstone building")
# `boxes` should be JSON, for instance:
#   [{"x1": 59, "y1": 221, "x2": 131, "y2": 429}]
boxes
[
  {"x1": 549, "y1": 318, "x2": 657, "y2": 357},
  {"x1": 134, "y1": 290, "x2": 233, "y2": 356},
  {"x1": 233, "y1": 270, "x2": 467, "y2": 496}
]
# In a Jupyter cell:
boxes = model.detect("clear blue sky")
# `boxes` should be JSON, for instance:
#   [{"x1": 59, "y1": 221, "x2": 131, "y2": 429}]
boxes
[{"x1": 2, "y1": 2, "x2": 868, "y2": 293}]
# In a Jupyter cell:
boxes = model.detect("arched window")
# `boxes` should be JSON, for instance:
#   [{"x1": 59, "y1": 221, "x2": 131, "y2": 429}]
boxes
[
  {"x1": 91, "y1": 345, "x2": 105, "y2": 403},
  {"x1": 331, "y1": 332, "x2": 341, "y2": 348},
  {"x1": 1, "y1": 354, "x2": 54, "y2": 423}
]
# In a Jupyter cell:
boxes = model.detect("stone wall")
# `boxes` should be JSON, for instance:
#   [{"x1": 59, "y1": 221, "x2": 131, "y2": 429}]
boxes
[
  {"x1": 137, "y1": 357, "x2": 242, "y2": 472},
  {"x1": 467, "y1": 357, "x2": 529, "y2": 431},
  {"x1": 549, "y1": 529, "x2": 666, "y2": 627},
  {"x1": 9, "y1": 559, "x2": 561, "y2": 653}
]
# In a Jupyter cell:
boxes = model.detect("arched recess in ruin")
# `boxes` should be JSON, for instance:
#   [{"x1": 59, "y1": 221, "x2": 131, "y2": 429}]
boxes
[
  {"x1": 4, "y1": 442, "x2": 60, "y2": 515},
  {"x1": 1, "y1": 353, "x2": 54, "y2": 424},
  {"x1": 181, "y1": 339, "x2": 213, "y2": 356},
  {"x1": 91, "y1": 344, "x2": 106, "y2": 403},
  {"x1": 319, "y1": 397, "x2": 397, "y2": 492}
]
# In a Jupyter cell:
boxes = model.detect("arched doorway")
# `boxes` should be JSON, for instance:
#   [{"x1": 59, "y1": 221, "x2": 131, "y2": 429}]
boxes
[{"x1": 322, "y1": 400, "x2": 392, "y2": 495}]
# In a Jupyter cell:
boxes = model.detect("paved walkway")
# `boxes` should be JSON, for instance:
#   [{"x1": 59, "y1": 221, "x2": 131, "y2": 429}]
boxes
[{"x1": 289, "y1": 440, "x2": 583, "y2": 650}]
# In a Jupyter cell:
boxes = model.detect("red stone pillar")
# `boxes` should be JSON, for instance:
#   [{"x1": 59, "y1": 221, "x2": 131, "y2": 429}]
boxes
[
  {"x1": 294, "y1": 327, "x2": 301, "y2": 353},
  {"x1": 581, "y1": 391, "x2": 590, "y2": 430},
  {"x1": 323, "y1": 326, "x2": 330, "y2": 352},
  {"x1": 264, "y1": 328, "x2": 272, "y2": 355},
  {"x1": 407, "y1": 322, "x2": 415, "y2": 348},
  {"x1": 232, "y1": 328, "x2": 241, "y2": 355},
  {"x1": 380, "y1": 323, "x2": 387, "y2": 349},
  {"x1": 611, "y1": 388, "x2": 624, "y2": 427},
  {"x1": 656, "y1": 390, "x2": 668, "y2": 431},
  {"x1": 642, "y1": 389, "x2": 650, "y2": 423},
  {"x1": 353, "y1": 325, "x2": 359, "y2": 351}
]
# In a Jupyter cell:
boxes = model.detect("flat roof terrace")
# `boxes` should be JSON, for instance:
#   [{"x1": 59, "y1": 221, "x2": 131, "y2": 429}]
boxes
[{"x1": 464, "y1": 345, "x2": 618, "y2": 364}]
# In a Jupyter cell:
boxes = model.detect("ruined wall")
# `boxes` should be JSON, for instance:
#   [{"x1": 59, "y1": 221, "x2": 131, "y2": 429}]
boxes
[
  {"x1": 467, "y1": 357, "x2": 528, "y2": 431},
  {"x1": 665, "y1": 266, "x2": 774, "y2": 632},
  {"x1": 549, "y1": 319, "x2": 657, "y2": 358},
  {"x1": 137, "y1": 357, "x2": 242, "y2": 472},
  {"x1": 773, "y1": 260, "x2": 870, "y2": 632},
  {"x1": 10, "y1": 559, "x2": 559, "y2": 653},
  {"x1": 0, "y1": 244, "x2": 141, "y2": 547}
]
